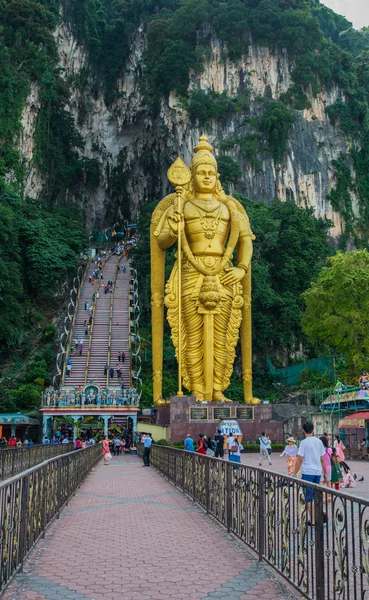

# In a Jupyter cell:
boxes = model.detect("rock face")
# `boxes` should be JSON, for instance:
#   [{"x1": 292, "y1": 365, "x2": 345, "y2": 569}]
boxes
[{"x1": 20, "y1": 26, "x2": 350, "y2": 235}]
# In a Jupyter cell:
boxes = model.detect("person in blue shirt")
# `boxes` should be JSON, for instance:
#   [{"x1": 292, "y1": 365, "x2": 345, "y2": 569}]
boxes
[
  {"x1": 184, "y1": 434, "x2": 195, "y2": 452},
  {"x1": 143, "y1": 435, "x2": 153, "y2": 466}
]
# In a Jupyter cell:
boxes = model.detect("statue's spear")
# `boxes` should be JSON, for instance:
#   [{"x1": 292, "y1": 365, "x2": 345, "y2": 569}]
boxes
[{"x1": 167, "y1": 157, "x2": 191, "y2": 397}]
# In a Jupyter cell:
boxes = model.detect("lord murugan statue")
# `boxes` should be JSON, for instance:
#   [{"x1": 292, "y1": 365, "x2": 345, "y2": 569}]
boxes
[{"x1": 151, "y1": 135, "x2": 259, "y2": 406}]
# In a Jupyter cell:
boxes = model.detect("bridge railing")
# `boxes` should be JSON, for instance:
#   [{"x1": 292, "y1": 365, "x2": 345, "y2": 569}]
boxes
[
  {"x1": 0, "y1": 443, "x2": 74, "y2": 481},
  {"x1": 138, "y1": 443, "x2": 369, "y2": 600},
  {"x1": 0, "y1": 444, "x2": 101, "y2": 594}
]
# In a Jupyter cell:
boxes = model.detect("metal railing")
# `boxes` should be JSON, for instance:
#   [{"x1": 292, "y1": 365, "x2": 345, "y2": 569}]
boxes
[
  {"x1": 0, "y1": 444, "x2": 101, "y2": 593},
  {"x1": 0, "y1": 443, "x2": 75, "y2": 481},
  {"x1": 139, "y1": 444, "x2": 369, "y2": 600}
]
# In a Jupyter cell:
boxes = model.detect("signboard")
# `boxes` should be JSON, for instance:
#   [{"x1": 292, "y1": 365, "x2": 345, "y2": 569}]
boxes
[
  {"x1": 213, "y1": 407, "x2": 231, "y2": 420},
  {"x1": 236, "y1": 407, "x2": 253, "y2": 420},
  {"x1": 217, "y1": 420, "x2": 242, "y2": 436},
  {"x1": 338, "y1": 417, "x2": 366, "y2": 428},
  {"x1": 190, "y1": 407, "x2": 208, "y2": 421}
]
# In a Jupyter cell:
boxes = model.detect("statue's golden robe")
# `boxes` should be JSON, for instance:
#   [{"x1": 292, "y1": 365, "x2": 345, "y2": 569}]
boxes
[{"x1": 151, "y1": 191, "x2": 255, "y2": 403}]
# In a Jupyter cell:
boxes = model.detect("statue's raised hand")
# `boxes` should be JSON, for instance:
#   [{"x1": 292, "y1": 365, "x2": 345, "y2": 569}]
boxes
[
  {"x1": 168, "y1": 187, "x2": 185, "y2": 235},
  {"x1": 168, "y1": 209, "x2": 184, "y2": 235}
]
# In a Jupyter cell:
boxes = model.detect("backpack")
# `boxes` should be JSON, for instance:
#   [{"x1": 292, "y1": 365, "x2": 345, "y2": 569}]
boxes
[{"x1": 203, "y1": 438, "x2": 208, "y2": 450}]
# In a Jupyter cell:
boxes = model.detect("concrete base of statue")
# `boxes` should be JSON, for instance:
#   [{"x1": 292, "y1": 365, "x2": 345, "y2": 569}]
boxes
[{"x1": 151, "y1": 396, "x2": 283, "y2": 443}]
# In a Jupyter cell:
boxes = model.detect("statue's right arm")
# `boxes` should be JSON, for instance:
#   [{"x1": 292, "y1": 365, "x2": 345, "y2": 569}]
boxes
[{"x1": 156, "y1": 206, "x2": 177, "y2": 250}]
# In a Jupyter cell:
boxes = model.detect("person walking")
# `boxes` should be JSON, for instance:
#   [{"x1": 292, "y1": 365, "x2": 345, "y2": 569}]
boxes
[
  {"x1": 109, "y1": 367, "x2": 114, "y2": 379},
  {"x1": 113, "y1": 437, "x2": 121, "y2": 456},
  {"x1": 116, "y1": 364, "x2": 122, "y2": 378},
  {"x1": 258, "y1": 432, "x2": 272, "y2": 466},
  {"x1": 229, "y1": 438, "x2": 243, "y2": 464},
  {"x1": 214, "y1": 429, "x2": 225, "y2": 458},
  {"x1": 184, "y1": 434, "x2": 195, "y2": 452},
  {"x1": 266, "y1": 436, "x2": 272, "y2": 458},
  {"x1": 143, "y1": 435, "x2": 152, "y2": 466},
  {"x1": 293, "y1": 422, "x2": 328, "y2": 525},
  {"x1": 122, "y1": 351, "x2": 126, "y2": 364},
  {"x1": 334, "y1": 436, "x2": 346, "y2": 462},
  {"x1": 330, "y1": 448, "x2": 343, "y2": 490},
  {"x1": 320, "y1": 436, "x2": 332, "y2": 488},
  {"x1": 118, "y1": 353, "x2": 121, "y2": 362},
  {"x1": 280, "y1": 437, "x2": 298, "y2": 475},
  {"x1": 102, "y1": 436, "x2": 111, "y2": 465},
  {"x1": 197, "y1": 433, "x2": 207, "y2": 455},
  {"x1": 66, "y1": 363, "x2": 72, "y2": 377},
  {"x1": 227, "y1": 434, "x2": 236, "y2": 459}
]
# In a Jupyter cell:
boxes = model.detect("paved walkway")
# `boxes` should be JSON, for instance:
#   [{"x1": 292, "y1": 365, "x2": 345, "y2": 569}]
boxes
[{"x1": 3, "y1": 456, "x2": 302, "y2": 600}]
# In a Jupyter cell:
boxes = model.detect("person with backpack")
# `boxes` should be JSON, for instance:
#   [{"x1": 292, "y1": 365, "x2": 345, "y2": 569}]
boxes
[
  {"x1": 197, "y1": 433, "x2": 207, "y2": 455},
  {"x1": 229, "y1": 439, "x2": 243, "y2": 464},
  {"x1": 259, "y1": 432, "x2": 272, "y2": 466},
  {"x1": 215, "y1": 429, "x2": 225, "y2": 458},
  {"x1": 206, "y1": 436, "x2": 216, "y2": 457},
  {"x1": 226, "y1": 434, "x2": 235, "y2": 458}
]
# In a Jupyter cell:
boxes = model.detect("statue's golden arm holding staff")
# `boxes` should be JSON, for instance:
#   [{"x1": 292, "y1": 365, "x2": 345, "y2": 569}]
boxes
[{"x1": 150, "y1": 136, "x2": 259, "y2": 405}]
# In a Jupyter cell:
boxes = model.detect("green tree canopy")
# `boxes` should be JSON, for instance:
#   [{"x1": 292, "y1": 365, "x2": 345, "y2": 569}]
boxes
[{"x1": 302, "y1": 250, "x2": 369, "y2": 372}]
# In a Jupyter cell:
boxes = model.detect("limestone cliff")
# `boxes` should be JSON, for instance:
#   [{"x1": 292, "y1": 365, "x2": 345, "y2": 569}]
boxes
[{"x1": 19, "y1": 24, "x2": 350, "y2": 236}]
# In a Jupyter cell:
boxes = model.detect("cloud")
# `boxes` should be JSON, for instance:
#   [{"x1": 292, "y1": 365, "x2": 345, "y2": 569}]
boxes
[{"x1": 322, "y1": 0, "x2": 369, "y2": 29}]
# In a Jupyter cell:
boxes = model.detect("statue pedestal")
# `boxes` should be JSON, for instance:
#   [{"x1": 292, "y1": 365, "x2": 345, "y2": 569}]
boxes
[{"x1": 152, "y1": 396, "x2": 283, "y2": 443}]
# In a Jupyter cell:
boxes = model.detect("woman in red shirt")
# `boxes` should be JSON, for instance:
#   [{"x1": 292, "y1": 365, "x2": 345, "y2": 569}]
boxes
[
  {"x1": 8, "y1": 437, "x2": 17, "y2": 447},
  {"x1": 197, "y1": 434, "x2": 206, "y2": 455}
]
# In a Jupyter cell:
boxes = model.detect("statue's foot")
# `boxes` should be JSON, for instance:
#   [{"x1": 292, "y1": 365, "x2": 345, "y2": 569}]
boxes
[
  {"x1": 193, "y1": 390, "x2": 205, "y2": 402},
  {"x1": 245, "y1": 397, "x2": 261, "y2": 405},
  {"x1": 213, "y1": 391, "x2": 232, "y2": 403},
  {"x1": 154, "y1": 398, "x2": 169, "y2": 407}
]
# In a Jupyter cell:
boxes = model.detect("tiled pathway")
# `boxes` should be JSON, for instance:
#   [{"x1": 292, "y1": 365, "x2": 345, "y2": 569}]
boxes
[{"x1": 3, "y1": 456, "x2": 302, "y2": 600}]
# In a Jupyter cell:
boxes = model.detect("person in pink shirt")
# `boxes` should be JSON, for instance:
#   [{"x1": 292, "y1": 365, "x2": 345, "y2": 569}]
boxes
[
  {"x1": 334, "y1": 435, "x2": 346, "y2": 462},
  {"x1": 320, "y1": 436, "x2": 332, "y2": 488}
]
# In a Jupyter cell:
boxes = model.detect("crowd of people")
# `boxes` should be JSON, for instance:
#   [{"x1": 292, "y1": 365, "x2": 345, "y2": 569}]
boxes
[
  {"x1": 279, "y1": 426, "x2": 361, "y2": 491},
  {"x1": 0, "y1": 436, "x2": 35, "y2": 447}
]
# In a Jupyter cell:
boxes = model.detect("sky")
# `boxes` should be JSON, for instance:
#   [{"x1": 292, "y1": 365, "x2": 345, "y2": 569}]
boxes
[{"x1": 322, "y1": 0, "x2": 369, "y2": 29}]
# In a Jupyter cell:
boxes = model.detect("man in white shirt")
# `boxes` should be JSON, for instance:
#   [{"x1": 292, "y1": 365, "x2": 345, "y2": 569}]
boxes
[
  {"x1": 226, "y1": 434, "x2": 235, "y2": 459},
  {"x1": 293, "y1": 422, "x2": 328, "y2": 524}
]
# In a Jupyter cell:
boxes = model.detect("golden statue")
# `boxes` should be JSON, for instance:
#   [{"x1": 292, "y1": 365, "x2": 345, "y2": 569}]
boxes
[{"x1": 151, "y1": 136, "x2": 259, "y2": 405}]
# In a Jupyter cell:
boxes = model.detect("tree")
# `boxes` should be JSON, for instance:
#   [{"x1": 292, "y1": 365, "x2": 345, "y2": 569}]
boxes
[{"x1": 302, "y1": 250, "x2": 369, "y2": 372}]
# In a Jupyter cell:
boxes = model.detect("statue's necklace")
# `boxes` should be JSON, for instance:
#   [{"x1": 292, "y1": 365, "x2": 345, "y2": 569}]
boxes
[
  {"x1": 191, "y1": 199, "x2": 220, "y2": 213},
  {"x1": 194, "y1": 205, "x2": 222, "y2": 239}
]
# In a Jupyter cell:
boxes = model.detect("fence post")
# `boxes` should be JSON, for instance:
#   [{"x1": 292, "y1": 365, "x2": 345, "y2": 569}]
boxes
[
  {"x1": 205, "y1": 459, "x2": 210, "y2": 514},
  {"x1": 192, "y1": 454, "x2": 196, "y2": 502},
  {"x1": 226, "y1": 462, "x2": 232, "y2": 533},
  {"x1": 11, "y1": 450, "x2": 15, "y2": 476},
  {"x1": 258, "y1": 470, "x2": 265, "y2": 562},
  {"x1": 19, "y1": 476, "x2": 30, "y2": 571},
  {"x1": 314, "y1": 488, "x2": 325, "y2": 600},
  {"x1": 182, "y1": 453, "x2": 185, "y2": 493}
]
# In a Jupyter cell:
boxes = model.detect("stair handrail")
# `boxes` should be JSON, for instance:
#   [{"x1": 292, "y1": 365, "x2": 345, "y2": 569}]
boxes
[
  {"x1": 59, "y1": 259, "x2": 90, "y2": 387},
  {"x1": 106, "y1": 257, "x2": 122, "y2": 387},
  {"x1": 83, "y1": 277, "x2": 102, "y2": 385},
  {"x1": 83, "y1": 251, "x2": 113, "y2": 385}
]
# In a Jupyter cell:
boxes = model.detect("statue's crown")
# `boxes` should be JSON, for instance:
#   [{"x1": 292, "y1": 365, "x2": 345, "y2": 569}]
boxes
[{"x1": 191, "y1": 135, "x2": 217, "y2": 172}]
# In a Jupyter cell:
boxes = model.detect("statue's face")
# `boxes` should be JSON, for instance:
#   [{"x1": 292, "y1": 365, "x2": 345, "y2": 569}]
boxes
[{"x1": 193, "y1": 164, "x2": 217, "y2": 193}]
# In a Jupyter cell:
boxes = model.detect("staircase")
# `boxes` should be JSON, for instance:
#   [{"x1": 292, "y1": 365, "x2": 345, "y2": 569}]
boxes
[
  {"x1": 109, "y1": 258, "x2": 130, "y2": 389},
  {"x1": 62, "y1": 254, "x2": 131, "y2": 392}
]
